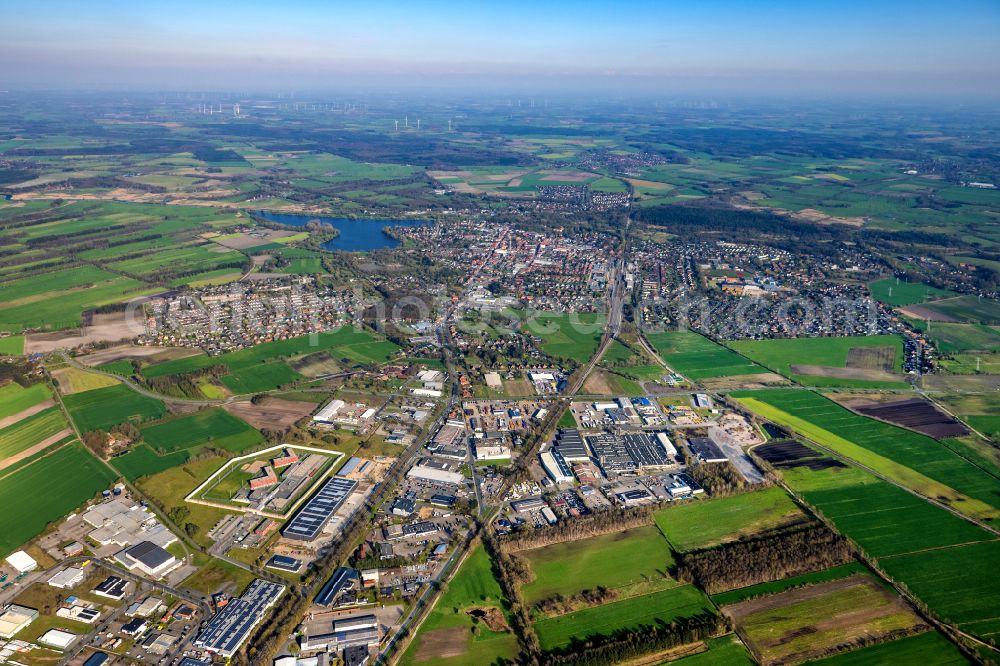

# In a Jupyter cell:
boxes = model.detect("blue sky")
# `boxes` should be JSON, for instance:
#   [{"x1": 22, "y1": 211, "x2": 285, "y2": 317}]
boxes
[{"x1": 2, "y1": 0, "x2": 998, "y2": 95}]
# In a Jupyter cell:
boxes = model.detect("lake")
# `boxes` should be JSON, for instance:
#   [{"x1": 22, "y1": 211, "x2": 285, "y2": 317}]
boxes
[{"x1": 254, "y1": 211, "x2": 432, "y2": 251}]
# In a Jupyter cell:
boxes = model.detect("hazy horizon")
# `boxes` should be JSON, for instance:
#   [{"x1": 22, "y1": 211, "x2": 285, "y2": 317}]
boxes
[{"x1": 2, "y1": 0, "x2": 999, "y2": 99}]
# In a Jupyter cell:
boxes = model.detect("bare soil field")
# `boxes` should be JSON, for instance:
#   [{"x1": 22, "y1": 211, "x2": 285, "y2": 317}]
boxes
[
  {"x1": 412, "y1": 627, "x2": 468, "y2": 662},
  {"x1": 701, "y1": 372, "x2": 790, "y2": 390},
  {"x1": 921, "y1": 374, "x2": 1000, "y2": 391},
  {"x1": 25, "y1": 311, "x2": 145, "y2": 353},
  {"x1": 789, "y1": 364, "x2": 908, "y2": 384},
  {"x1": 845, "y1": 346, "x2": 895, "y2": 371},
  {"x1": 223, "y1": 397, "x2": 315, "y2": 430},
  {"x1": 583, "y1": 371, "x2": 615, "y2": 395},
  {"x1": 898, "y1": 305, "x2": 958, "y2": 322},
  {"x1": 78, "y1": 345, "x2": 201, "y2": 366},
  {"x1": 847, "y1": 397, "x2": 969, "y2": 439},
  {"x1": 753, "y1": 440, "x2": 845, "y2": 471}
]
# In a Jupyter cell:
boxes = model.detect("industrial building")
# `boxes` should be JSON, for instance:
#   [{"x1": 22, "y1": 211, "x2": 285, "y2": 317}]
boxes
[
  {"x1": 540, "y1": 449, "x2": 574, "y2": 483},
  {"x1": 620, "y1": 432, "x2": 675, "y2": 469},
  {"x1": 554, "y1": 429, "x2": 590, "y2": 461},
  {"x1": 94, "y1": 575, "x2": 128, "y2": 600},
  {"x1": 315, "y1": 567, "x2": 359, "y2": 606},
  {"x1": 266, "y1": 555, "x2": 303, "y2": 573},
  {"x1": 115, "y1": 541, "x2": 179, "y2": 578},
  {"x1": 47, "y1": 566, "x2": 85, "y2": 589},
  {"x1": 687, "y1": 437, "x2": 728, "y2": 463},
  {"x1": 38, "y1": 628, "x2": 77, "y2": 650},
  {"x1": 282, "y1": 477, "x2": 358, "y2": 542},
  {"x1": 406, "y1": 459, "x2": 465, "y2": 485},
  {"x1": 194, "y1": 579, "x2": 285, "y2": 658},
  {"x1": 0, "y1": 605, "x2": 37, "y2": 638},
  {"x1": 4, "y1": 551, "x2": 36, "y2": 574},
  {"x1": 299, "y1": 613, "x2": 379, "y2": 652},
  {"x1": 586, "y1": 432, "x2": 637, "y2": 474}
]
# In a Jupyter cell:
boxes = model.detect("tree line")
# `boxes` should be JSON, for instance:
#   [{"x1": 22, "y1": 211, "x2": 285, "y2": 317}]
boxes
[{"x1": 675, "y1": 523, "x2": 854, "y2": 594}]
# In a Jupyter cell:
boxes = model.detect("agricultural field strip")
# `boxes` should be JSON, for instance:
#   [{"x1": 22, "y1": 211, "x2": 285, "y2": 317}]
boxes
[
  {"x1": 733, "y1": 390, "x2": 1000, "y2": 522},
  {"x1": 184, "y1": 443, "x2": 343, "y2": 519}
]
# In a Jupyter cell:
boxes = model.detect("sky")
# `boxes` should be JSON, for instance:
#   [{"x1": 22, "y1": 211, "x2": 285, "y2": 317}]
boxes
[{"x1": 2, "y1": 0, "x2": 999, "y2": 97}]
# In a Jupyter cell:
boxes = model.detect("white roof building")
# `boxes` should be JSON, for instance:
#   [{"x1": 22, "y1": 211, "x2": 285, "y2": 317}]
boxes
[
  {"x1": 38, "y1": 628, "x2": 77, "y2": 650},
  {"x1": 313, "y1": 399, "x2": 346, "y2": 423},
  {"x1": 47, "y1": 567, "x2": 85, "y2": 589},
  {"x1": 5, "y1": 551, "x2": 37, "y2": 574},
  {"x1": 0, "y1": 605, "x2": 37, "y2": 638}
]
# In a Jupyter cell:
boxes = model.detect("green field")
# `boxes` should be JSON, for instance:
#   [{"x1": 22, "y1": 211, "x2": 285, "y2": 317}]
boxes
[
  {"x1": 710, "y1": 562, "x2": 868, "y2": 606},
  {"x1": 63, "y1": 384, "x2": 167, "y2": 432},
  {"x1": 734, "y1": 390, "x2": 1000, "y2": 522},
  {"x1": 654, "y1": 486, "x2": 807, "y2": 551},
  {"x1": 0, "y1": 407, "x2": 68, "y2": 460},
  {"x1": 733, "y1": 574, "x2": 924, "y2": 665},
  {"x1": 671, "y1": 636, "x2": 755, "y2": 666},
  {"x1": 0, "y1": 335, "x2": 24, "y2": 355},
  {"x1": 139, "y1": 408, "x2": 263, "y2": 453},
  {"x1": 805, "y1": 631, "x2": 968, "y2": 666},
  {"x1": 0, "y1": 382, "x2": 51, "y2": 420},
  {"x1": 218, "y1": 362, "x2": 303, "y2": 393},
  {"x1": 520, "y1": 311, "x2": 605, "y2": 363},
  {"x1": 532, "y1": 584, "x2": 715, "y2": 651},
  {"x1": 142, "y1": 326, "x2": 399, "y2": 379},
  {"x1": 645, "y1": 330, "x2": 763, "y2": 380},
  {"x1": 780, "y1": 463, "x2": 994, "y2": 557},
  {"x1": 868, "y1": 278, "x2": 956, "y2": 306},
  {"x1": 917, "y1": 295, "x2": 1000, "y2": 324},
  {"x1": 519, "y1": 525, "x2": 676, "y2": 604},
  {"x1": 879, "y1": 540, "x2": 1000, "y2": 640},
  {"x1": 399, "y1": 544, "x2": 517, "y2": 666},
  {"x1": 110, "y1": 443, "x2": 191, "y2": 481},
  {"x1": 907, "y1": 320, "x2": 1000, "y2": 354},
  {"x1": 0, "y1": 442, "x2": 117, "y2": 557},
  {"x1": 728, "y1": 335, "x2": 907, "y2": 388}
]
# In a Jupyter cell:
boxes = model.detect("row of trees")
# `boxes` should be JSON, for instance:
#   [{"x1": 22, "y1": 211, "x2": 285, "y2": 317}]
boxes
[
  {"x1": 497, "y1": 506, "x2": 654, "y2": 553},
  {"x1": 541, "y1": 612, "x2": 729, "y2": 666},
  {"x1": 676, "y1": 523, "x2": 854, "y2": 594}
]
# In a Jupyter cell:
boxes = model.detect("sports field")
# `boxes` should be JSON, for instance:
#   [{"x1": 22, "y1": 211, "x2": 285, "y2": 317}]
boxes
[
  {"x1": 645, "y1": 330, "x2": 762, "y2": 380},
  {"x1": 139, "y1": 408, "x2": 263, "y2": 453},
  {"x1": 734, "y1": 390, "x2": 1000, "y2": 521},
  {"x1": 728, "y1": 335, "x2": 907, "y2": 388},
  {"x1": 532, "y1": 584, "x2": 715, "y2": 651},
  {"x1": 654, "y1": 486, "x2": 807, "y2": 551},
  {"x1": 0, "y1": 442, "x2": 117, "y2": 557},
  {"x1": 399, "y1": 544, "x2": 517, "y2": 666},
  {"x1": 868, "y1": 278, "x2": 955, "y2": 306},
  {"x1": 519, "y1": 525, "x2": 676, "y2": 604},
  {"x1": 63, "y1": 384, "x2": 167, "y2": 432}
]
